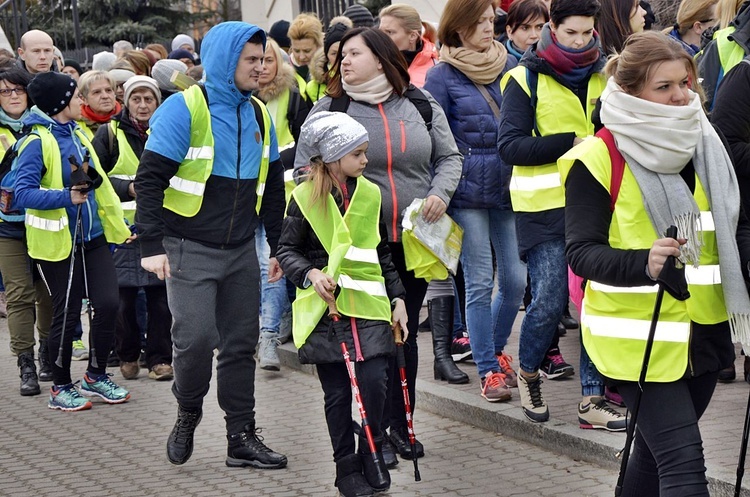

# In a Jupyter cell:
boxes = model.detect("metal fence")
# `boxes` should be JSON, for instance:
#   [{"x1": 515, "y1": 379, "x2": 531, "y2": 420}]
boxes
[{"x1": 299, "y1": 0, "x2": 350, "y2": 26}]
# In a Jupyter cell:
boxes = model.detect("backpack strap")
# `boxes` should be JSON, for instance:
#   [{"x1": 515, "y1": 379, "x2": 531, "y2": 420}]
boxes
[
  {"x1": 197, "y1": 84, "x2": 265, "y2": 142},
  {"x1": 595, "y1": 127, "x2": 625, "y2": 212},
  {"x1": 403, "y1": 84, "x2": 433, "y2": 131},
  {"x1": 328, "y1": 94, "x2": 351, "y2": 113},
  {"x1": 287, "y1": 89, "x2": 301, "y2": 137}
]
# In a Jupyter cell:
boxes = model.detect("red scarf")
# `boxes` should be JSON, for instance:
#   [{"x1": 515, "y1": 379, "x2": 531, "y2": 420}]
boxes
[{"x1": 81, "y1": 102, "x2": 122, "y2": 124}]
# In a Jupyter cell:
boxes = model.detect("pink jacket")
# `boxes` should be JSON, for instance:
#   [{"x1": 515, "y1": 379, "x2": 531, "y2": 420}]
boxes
[{"x1": 408, "y1": 38, "x2": 439, "y2": 88}]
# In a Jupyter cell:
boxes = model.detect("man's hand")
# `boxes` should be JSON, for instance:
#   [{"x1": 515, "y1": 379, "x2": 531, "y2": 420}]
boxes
[
  {"x1": 421, "y1": 195, "x2": 447, "y2": 223},
  {"x1": 142, "y1": 254, "x2": 171, "y2": 280},
  {"x1": 268, "y1": 257, "x2": 283, "y2": 283}
]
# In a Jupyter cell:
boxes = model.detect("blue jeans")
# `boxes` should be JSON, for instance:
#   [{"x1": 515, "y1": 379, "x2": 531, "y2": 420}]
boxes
[
  {"x1": 450, "y1": 208, "x2": 526, "y2": 378},
  {"x1": 579, "y1": 333, "x2": 604, "y2": 396},
  {"x1": 255, "y1": 222, "x2": 291, "y2": 335},
  {"x1": 518, "y1": 238, "x2": 568, "y2": 374}
]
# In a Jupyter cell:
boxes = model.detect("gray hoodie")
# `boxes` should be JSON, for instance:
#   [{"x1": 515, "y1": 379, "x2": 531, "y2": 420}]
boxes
[{"x1": 294, "y1": 91, "x2": 462, "y2": 242}]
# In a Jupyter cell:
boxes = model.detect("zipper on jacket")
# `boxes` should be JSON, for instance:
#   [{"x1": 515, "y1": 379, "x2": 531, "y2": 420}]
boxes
[
  {"x1": 377, "y1": 103, "x2": 398, "y2": 242},
  {"x1": 351, "y1": 316, "x2": 364, "y2": 362},
  {"x1": 225, "y1": 105, "x2": 242, "y2": 246},
  {"x1": 399, "y1": 120, "x2": 406, "y2": 153}
]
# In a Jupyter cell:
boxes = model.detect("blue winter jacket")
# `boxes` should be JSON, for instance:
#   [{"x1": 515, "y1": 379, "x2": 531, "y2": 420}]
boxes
[
  {"x1": 423, "y1": 57, "x2": 516, "y2": 210},
  {"x1": 15, "y1": 107, "x2": 105, "y2": 243}
]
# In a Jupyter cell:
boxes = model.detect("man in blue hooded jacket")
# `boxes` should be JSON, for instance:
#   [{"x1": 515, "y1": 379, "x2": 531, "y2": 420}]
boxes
[{"x1": 134, "y1": 22, "x2": 287, "y2": 469}]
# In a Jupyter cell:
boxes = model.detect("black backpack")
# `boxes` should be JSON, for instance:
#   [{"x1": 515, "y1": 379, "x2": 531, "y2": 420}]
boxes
[{"x1": 328, "y1": 84, "x2": 433, "y2": 131}]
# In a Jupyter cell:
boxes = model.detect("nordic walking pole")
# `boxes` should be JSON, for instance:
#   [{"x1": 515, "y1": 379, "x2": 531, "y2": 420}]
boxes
[
  {"x1": 735, "y1": 387, "x2": 750, "y2": 496},
  {"x1": 55, "y1": 202, "x2": 82, "y2": 367},
  {"x1": 615, "y1": 225, "x2": 684, "y2": 496},
  {"x1": 327, "y1": 299, "x2": 387, "y2": 486},
  {"x1": 394, "y1": 323, "x2": 421, "y2": 482}
]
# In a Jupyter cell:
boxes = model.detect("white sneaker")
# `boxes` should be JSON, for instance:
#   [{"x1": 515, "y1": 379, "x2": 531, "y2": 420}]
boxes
[
  {"x1": 258, "y1": 331, "x2": 281, "y2": 371},
  {"x1": 71, "y1": 339, "x2": 89, "y2": 361},
  {"x1": 578, "y1": 396, "x2": 627, "y2": 431},
  {"x1": 518, "y1": 372, "x2": 549, "y2": 423}
]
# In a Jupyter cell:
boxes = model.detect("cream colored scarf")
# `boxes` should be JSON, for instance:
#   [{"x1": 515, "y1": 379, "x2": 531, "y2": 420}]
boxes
[
  {"x1": 342, "y1": 74, "x2": 394, "y2": 105},
  {"x1": 439, "y1": 41, "x2": 508, "y2": 85}
]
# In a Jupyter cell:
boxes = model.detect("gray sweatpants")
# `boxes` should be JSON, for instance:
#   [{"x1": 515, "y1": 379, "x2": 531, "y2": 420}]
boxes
[{"x1": 163, "y1": 236, "x2": 260, "y2": 435}]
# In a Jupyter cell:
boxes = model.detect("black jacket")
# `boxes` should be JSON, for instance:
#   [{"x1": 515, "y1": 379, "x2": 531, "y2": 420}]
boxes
[
  {"x1": 276, "y1": 177, "x2": 406, "y2": 364},
  {"x1": 564, "y1": 132, "x2": 750, "y2": 379},
  {"x1": 92, "y1": 107, "x2": 145, "y2": 201},
  {"x1": 498, "y1": 45, "x2": 606, "y2": 258}
]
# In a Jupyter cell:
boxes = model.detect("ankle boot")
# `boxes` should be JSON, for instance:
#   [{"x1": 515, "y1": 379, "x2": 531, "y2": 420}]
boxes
[
  {"x1": 18, "y1": 352, "x2": 40, "y2": 396},
  {"x1": 335, "y1": 453, "x2": 374, "y2": 497},
  {"x1": 359, "y1": 435, "x2": 390, "y2": 492},
  {"x1": 37, "y1": 339, "x2": 52, "y2": 382},
  {"x1": 430, "y1": 297, "x2": 469, "y2": 384}
]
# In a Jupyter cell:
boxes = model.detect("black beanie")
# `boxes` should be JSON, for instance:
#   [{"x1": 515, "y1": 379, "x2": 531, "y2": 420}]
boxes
[
  {"x1": 269, "y1": 20, "x2": 291, "y2": 50},
  {"x1": 343, "y1": 4, "x2": 374, "y2": 28},
  {"x1": 63, "y1": 59, "x2": 84, "y2": 77},
  {"x1": 324, "y1": 22, "x2": 349, "y2": 55},
  {"x1": 28, "y1": 72, "x2": 77, "y2": 117}
]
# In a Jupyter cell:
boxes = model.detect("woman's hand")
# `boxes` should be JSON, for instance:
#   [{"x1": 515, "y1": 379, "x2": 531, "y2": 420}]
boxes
[
  {"x1": 70, "y1": 186, "x2": 88, "y2": 205},
  {"x1": 308, "y1": 268, "x2": 336, "y2": 303},
  {"x1": 391, "y1": 298, "x2": 408, "y2": 342},
  {"x1": 647, "y1": 237, "x2": 686, "y2": 280},
  {"x1": 421, "y1": 195, "x2": 447, "y2": 223}
]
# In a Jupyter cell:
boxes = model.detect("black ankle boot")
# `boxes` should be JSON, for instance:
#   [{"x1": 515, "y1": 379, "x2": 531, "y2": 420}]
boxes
[
  {"x1": 226, "y1": 423, "x2": 288, "y2": 469},
  {"x1": 430, "y1": 297, "x2": 469, "y2": 384},
  {"x1": 37, "y1": 340, "x2": 52, "y2": 382},
  {"x1": 389, "y1": 425, "x2": 424, "y2": 460},
  {"x1": 167, "y1": 405, "x2": 202, "y2": 465},
  {"x1": 359, "y1": 435, "x2": 390, "y2": 492},
  {"x1": 18, "y1": 352, "x2": 40, "y2": 396},
  {"x1": 335, "y1": 453, "x2": 374, "y2": 497}
]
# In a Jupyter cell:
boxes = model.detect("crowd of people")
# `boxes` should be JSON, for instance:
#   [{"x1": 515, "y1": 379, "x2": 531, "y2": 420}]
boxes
[{"x1": 4, "y1": 0, "x2": 750, "y2": 495}]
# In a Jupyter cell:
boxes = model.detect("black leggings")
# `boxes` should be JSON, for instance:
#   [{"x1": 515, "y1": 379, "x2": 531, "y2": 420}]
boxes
[
  {"x1": 115, "y1": 285, "x2": 172, "y2": 368},
  {"x1": 384, "y1": 242, "x2": 428, "y2": 432},
  {"x1": 617, "y1": 372, "x2": 719, "y2": 497},
  {"x1": 37, "y1": 239, "x2": 119, "y2": 385}
]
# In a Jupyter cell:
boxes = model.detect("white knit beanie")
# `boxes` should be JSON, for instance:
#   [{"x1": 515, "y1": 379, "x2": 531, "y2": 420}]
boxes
[{"x1": 123, "y1": 75, "x2": 161, "y2": 104}]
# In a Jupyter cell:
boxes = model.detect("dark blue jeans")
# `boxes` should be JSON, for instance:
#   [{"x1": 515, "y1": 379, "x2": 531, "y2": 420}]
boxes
[{"x1": 617, "y1": 372, "x2": 718, "y2": 497}]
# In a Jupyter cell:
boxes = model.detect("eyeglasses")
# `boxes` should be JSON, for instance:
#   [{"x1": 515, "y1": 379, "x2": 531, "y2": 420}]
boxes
[{"x1": 0, "y1": 87, "x2": 25, "y2": 96}]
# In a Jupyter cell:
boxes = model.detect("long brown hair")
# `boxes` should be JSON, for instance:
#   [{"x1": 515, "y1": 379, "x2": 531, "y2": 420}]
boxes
[
  {"x1": 604, "y1": 30, "x2": 704, "y2": 101},
  {"x1": 326, "y1": 27, "x2": 410, "y2": 99}
]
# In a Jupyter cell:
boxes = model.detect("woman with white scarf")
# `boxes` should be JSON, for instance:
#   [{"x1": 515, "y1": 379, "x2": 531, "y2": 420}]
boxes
[{"x1": 562, "y1": 31, "x2": 750, "y2": 496}]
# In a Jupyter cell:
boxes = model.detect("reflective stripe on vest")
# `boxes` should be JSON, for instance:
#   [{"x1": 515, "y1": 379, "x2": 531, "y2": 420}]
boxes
[
  {"x1": 558, "y1": 137, "x2": 726, "y2": 381},
  {"x1": 23, "y1": 125, "x2": 130, "y2": 262},
  {"x1": 107, "y1": 120, "x2": 140, "y2": 224},
  {"x1": 501, "y1": 66, "x2": 605, "y2": 213},
  {"x1": 290, "y1": 176, "x2": 392, "y2": 348}
]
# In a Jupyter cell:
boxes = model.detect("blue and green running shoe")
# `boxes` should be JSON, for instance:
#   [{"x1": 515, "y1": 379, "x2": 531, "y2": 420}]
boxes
[
  {"x1": 81, "y1": 372, "x2": 130, "y2": 404},
  {"x1": 48, "y1": 383, "x2": 93, "y2": 411}
]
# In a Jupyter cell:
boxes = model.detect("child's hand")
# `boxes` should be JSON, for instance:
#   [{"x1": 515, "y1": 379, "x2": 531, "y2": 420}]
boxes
[
  {"x1": 309, "y1": 268, "x2": 336, "y2": 302},
  {"x1": 391, "y1": 298, "x2": 408, "y2": 342}
]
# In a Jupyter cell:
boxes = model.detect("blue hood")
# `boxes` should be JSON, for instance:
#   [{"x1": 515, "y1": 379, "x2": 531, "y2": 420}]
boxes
[{"x1": 202, "y1": 21, "x2": 266, "y2": 107}]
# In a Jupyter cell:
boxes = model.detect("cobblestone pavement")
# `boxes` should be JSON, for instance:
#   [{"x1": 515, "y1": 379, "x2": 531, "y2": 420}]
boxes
[{"x1": 0, "y1": 317, "x2": 620, "y2": 497}]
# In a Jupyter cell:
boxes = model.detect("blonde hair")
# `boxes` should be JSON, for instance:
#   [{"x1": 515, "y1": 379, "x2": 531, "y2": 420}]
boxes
[
  {"x1": 605, "y1": 31, "x2": 704, "y2": 101},
  {"x1": 120, "y1": 50, "x2": 152, "y2": 76},
  {"x1": 380, "y1": 4, "x2": 436, "y2": 43},
  {"x1": 78, "y1": 70, "x2": 116, "y2": 98},
  {"x1": 675, "y1": 0, "x2": 719, "y2": 35},
  {"x1": 145, "y1": 43, "x2": 168, "y2": 60},
  {"x1": 716, "y1": 0, "x2": 744, "y2": 28},
  {"x1": 288, "y1": 12, "x2": 324, "y2": 48},
  {"x1": 307, "y1": 156, "x2": 342, "y2": 214}
]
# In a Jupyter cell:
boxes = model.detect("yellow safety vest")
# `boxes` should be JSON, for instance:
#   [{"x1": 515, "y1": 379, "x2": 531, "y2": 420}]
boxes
[
  {"x1": 558, "y1": 137, "x2": 726, "y2": 382},
  {"x1": 163, "y1": 85, "x2": 272, "y2": 217},
  {"x1": 269, "y1": 88, "x2": 295, "y2": 155},
  {"x1": 23, "y1": 125, "x2": 130, "y2": 262},
  {"x1": 0, "y1": 126, "x2": 17, "y2": 152},
  {"x1": 715, "y1": 26, "x2": 745, "y2": 77},
  {"x1": 291, "y1": 176, "x2": 392, "y2": 348},
  {"x1": 76, "y1": 120, "x2": 94, "y2": 141},
  {"x1": 107, "y1": 120, "x2": 139, "y2": 224},
  {"x1": 500, "y1": 66, "x2": 606, "y2": 213}
]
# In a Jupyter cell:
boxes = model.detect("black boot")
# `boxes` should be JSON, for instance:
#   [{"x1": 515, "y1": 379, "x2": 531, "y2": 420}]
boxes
[
  {"x1": 167, "y1": 405, "x2": 202, "y2": 465},
  {"x1": 335, "y1": 454, "x2": 374, "y2": 497},
  {"x1": 18, "y1": 352, "x2": 40, "y2": 396},
  {"x1": 389, "y1": 425, "x2": 424, "y2": 460},
  {"x1": 37, "y1": 340, "x2": 52, "y2": 382},
  {"x1": 560, "y1": 305, "x2": 579, "y2": 330},
  {"x1": 359, "y1": 435, "x2": 390, "y2": 492},
  {"x1": 430, "y1": 297, "x2": 469, "y2": 384},
  {"x1": 226, "y1": 423, "x2": 288, "y2": 469}
]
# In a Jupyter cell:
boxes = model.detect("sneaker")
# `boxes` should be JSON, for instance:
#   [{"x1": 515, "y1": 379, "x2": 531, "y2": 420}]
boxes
[
  {"x1": 578, "y1": 396, "x2": 627, "y2": 432},
  {"x1": 226, "y1": 424, "x2": 288, "y2": 469},
  {"x1": 540, "y1": 347, "x2": 575, "y2": 380},
  {"x1": 450, "y1": 333, "x2": 472, "y2": 362},
  {"x1": 149, "y1": 364, "x2": 174, "y2": 381},
  {"x1": 718, "y1": 364, "x2": 736, "y2": 383},
  {"x1": 80, "y1": 372, "x2": 130, "y2": 404},
  {"x1": 480, "y1": 371, "x2": 512, "y2": 402},
  {"x1": 258, "y1": 331, "x2": 281, "y2": 371},
  {"x1": 496, "y1": 352, "x2": 518, "y2": 388},
  {"x1": 604, "y1": 386, "x2": 625, "y2": 407},
  {"x1": 48, "y1": 383, "x2": 92, "y2": 411},
  {"x1": 518, "y1": 372, "x2": 549, "y2": 422},
  {"x1": 71, "y1": 339, "x2": 89, "y2": 361},
  {"x1": 120, "y1": 361, "x2": 139, "y2": 380}
]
